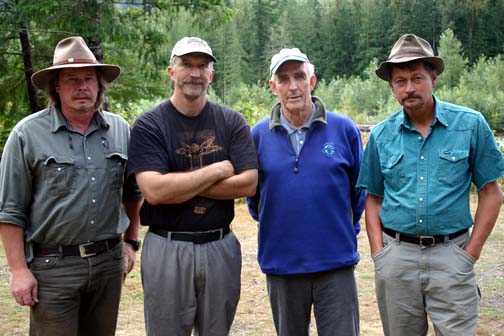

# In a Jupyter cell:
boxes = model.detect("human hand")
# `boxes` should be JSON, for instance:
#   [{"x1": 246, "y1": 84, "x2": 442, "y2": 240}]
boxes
[
  {"x1": 10, "y1": 268, "x2": 38, "y2": 306},
  {"x1": 123, "y1": 243, "x2": 136, "y2": 280}
]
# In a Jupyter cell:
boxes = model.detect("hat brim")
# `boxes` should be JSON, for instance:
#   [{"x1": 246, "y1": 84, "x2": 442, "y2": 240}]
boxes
[
  {"x1": 375, "y1": 56, "x2": 444, "y2": 81},
  {"x1": 172, "y1": 50, "x2": 218, "y2": 63},
  {"x1": 31, "y1": 63, "x2": 121, "y2": 90},
  {"x1": 270, "y1": 55, "x2": 309, "y2": 77}
]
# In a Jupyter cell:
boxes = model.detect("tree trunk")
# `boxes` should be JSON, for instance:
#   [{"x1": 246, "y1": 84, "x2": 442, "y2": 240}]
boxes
[{"x1": 19, "y1": 28, "x2": 41, "y2": 113}]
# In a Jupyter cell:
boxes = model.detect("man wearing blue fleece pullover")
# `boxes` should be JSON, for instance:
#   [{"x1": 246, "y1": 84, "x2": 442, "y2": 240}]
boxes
[{"x1": 247, "y1": 48, "x2": 365, "y2": 336}]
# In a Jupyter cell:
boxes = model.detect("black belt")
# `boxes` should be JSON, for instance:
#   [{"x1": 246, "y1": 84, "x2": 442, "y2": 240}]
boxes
[
  {"x1": 149, "y1": 227, "x2": 230, "y2": 244},
  {"x1": 34, "y1": 237, "x2": 122, "y2": 258},
  {"x1": 383, "y1": 228, "x2": 468, "y2": 247}
]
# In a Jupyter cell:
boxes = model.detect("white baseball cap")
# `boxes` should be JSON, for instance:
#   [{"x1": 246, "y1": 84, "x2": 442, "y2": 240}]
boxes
[
  {"x1": 270, "y1": 48, "x2": 310, "y2": 77},
  {"x1": 170, "y1": 36, "x2": 217, "y2": 63}
]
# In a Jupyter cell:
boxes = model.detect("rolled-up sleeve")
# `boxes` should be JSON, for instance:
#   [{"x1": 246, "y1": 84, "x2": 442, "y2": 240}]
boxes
[{"x1": 0, "y1": 129, "x2": 32, "y2": 228}]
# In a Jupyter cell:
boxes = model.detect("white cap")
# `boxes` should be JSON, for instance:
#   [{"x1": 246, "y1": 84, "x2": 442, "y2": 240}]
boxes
[
  {"x1": 270, "y1": 48, "x2": 310, "y2": 77},
  {"x1": 170, "y1": 37, "x2": 217, "y2": 63}
]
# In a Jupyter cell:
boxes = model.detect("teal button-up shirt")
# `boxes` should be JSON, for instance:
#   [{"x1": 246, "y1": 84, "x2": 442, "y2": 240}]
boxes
[
  {"x1": 0, "y1": 107, "x2": 142, "y2": 246},
  {"x1": 357, "y1": 96, "x2": 504, "y2": 236}
]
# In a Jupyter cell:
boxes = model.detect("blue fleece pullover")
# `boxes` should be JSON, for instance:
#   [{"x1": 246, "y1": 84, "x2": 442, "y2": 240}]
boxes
[{"x1": 247, "y1": 97, "x2": 366, "y2": 275}]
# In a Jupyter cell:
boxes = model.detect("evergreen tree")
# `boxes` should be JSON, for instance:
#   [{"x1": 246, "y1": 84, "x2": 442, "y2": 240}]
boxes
[{"x1": 437, "y1": 28, "x2": 468, "y2": 89}]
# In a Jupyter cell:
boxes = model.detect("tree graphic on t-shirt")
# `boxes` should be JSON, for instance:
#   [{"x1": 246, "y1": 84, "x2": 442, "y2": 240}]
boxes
[{"x1": 175, "y1": 134, "x2": 222, "y2": 170}]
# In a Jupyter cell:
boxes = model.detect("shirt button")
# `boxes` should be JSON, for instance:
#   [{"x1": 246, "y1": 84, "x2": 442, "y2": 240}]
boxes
[
  {"x1": 57, "y1": 167, "x2": 62, "y2": 171},
  {"x1": 91, "y1": 177, "x2": 96, "y2": 181},
  {"x1": 452, "y1": 156, "x2": 456, "y2": 161},
  {"x1": 92, "y1": 199, "x2": 96, "y2": 203},
  {"x1": 419, "y1": 197, "x2": 424, "y2": 202},
  {"x1": 420, "y1": 176, "x2": 424, "y2": 180},
  {"x1": 420, "y1": 156, "x2": 425, "y2": 160},
  {"x1": 418, "y1": 136, "x2": 422, "y2": 140},
  {"x1": 87, "y1": 156, "x2": 92, "y2": 161},
  {"x1": 90, "y1": 220, "x2": 95, "y2": 224},
  {"x1": 419, "y1": 219, "x2": 423, "y2": 223},
  {"x1": 300, "y1": 140, "x2": 304, "y2": 145}
]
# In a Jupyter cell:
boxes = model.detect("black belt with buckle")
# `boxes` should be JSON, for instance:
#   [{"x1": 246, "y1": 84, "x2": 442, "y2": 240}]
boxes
[
  {"x1": 383, "y1": 228, "x2": 468, "y2": 247},
  {"x1": 33, "y1": 237, "x2": 122, "y2": 258},
  {"x1": 149, "y1": 227, "x2": 230, "y2": 244}
]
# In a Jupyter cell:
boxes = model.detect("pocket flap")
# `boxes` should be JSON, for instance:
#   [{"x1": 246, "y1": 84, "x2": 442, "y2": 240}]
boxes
[
  {"x1": 439, "y1": 150, "x2": 469, "y2": 163},
  {"x1": 105, "y1": 152, "x2": 128, "y2": 161},
  {"x1": 43, "y1": 156, "x2": 75, "y2": 166},
  {"x1": 381, "y1": 153, "x2": 403, "y2": 169}
]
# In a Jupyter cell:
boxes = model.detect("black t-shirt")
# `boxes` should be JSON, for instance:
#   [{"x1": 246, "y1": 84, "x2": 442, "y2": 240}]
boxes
[{"x1": 128, "y1": 100, "x2": 258, "y2": 231}]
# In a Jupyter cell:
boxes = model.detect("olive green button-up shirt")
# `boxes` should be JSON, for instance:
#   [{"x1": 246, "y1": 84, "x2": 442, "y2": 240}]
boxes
[{"x1": 0, "y1": 107, "x2": 142, "y2": 245}]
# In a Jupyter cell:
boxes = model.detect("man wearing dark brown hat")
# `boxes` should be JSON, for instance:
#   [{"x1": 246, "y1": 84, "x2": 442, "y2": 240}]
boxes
[
  {"x1": 357, "y1": 34, "x2": 504, "y2": 335},
  {"x1": 0, "y1": 36, "x2": 143, "y2": 335}
]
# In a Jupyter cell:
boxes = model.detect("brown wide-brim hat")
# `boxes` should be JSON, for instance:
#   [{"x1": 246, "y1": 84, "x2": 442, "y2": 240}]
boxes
[
  {"x1": 375, "y1": 34, "x2": 444, "y2": 81},
  {"x1": 31, "y1": 36, "x2": 121, "y2": 90}
]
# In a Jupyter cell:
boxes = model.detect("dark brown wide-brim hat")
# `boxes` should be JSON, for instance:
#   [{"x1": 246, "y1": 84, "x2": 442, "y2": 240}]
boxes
[
  {"x1": 375, "y1": 34, "x2": 444, "y2": 81},
  {"x1": 31, "y1": 36, "x2": 121, "y2": 90}
]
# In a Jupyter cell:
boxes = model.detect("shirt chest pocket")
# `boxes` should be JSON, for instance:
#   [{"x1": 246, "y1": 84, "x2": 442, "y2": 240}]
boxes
[
  {"x1": 43, "y1": 156, "x2": 76, "y2": 197},
  {"x1": 438, "y1": 150, "x2": 469, "y2": 186},
  {"x1": 106, "y1": 151, "x2": 127, "y2": 190},
  {"x1": 380, "y1": 153, "x2": 406, "y2": 190}
]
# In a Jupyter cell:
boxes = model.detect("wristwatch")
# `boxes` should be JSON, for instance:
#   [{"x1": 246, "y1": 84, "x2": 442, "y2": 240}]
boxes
[{"x1": 124, "y1": 239, "x2": 141, "y2": 251}]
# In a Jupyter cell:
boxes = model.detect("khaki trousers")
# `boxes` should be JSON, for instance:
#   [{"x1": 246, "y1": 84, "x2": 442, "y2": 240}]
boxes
[{"x1": 373, "y1": 231, "x2": 479, "y2": 336}]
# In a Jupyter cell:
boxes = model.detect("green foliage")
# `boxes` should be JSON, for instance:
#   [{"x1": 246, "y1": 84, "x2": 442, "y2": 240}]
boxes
[
  {"x1": 437, "y1": 55, "x2": 504, "y2": 131},
  {"x1": 437, "y1": 28, "x2": 468, "y2": 89},
  {"x1": 314, "y1": 59, "x2": 397, "y2": 124},
  {"x1": 207, "y1": 83, "x2": 273, "y2": 125}
]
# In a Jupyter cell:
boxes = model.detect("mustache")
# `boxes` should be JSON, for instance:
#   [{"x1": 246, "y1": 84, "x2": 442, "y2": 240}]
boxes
[
  {"x1": 183, "y1": 79, "x2": 205, "y2": 85},
  {"x1": 73, "y1": 93, "x2": 92, "y2": 99},
  {"x1": 401, "y1": 94, "x2": 421, "y2": 102}
]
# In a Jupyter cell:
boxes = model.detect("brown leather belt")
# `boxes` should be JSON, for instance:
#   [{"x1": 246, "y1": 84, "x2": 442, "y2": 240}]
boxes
[{"x1": 34, "y1": 237, "x2": 122, "y2": 258}]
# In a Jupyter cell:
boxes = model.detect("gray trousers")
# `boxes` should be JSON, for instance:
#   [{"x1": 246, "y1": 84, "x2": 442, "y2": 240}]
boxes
[
  {"x1": 374, "y1": 231, "x2": 479, "y2": 336},
  {"x1": 142, "y1": 230, "x2": 242, "y2": 336},
  {"x1": 266, "y1": 267, "x2": 360, "y2": 336},
  {"x1": 29, "y1": 242, "x2": 124, "y2": 336}
]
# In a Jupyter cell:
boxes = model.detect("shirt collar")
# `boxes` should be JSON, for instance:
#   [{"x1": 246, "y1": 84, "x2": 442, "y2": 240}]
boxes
[
  {"x1": 269, "y1": 96, "x2": 327, "y2": 130},
  {"x1": 279, "y1": 103, "x2": 316, "y2": 134},
  {"x1": 50, "y1": 107, "x2": 109, "y2": 133}
]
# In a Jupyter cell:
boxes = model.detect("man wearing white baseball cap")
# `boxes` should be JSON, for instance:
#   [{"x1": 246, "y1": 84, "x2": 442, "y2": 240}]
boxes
[
  {"x1": 247, "y1": 47, "x2": 365, "y2": 336},
  {"x1": 128, "y1": 36, "x2": 258, "y2": 335},
  {"x1": 0, "y1": 36, "x2": 143, "y2": 335}
]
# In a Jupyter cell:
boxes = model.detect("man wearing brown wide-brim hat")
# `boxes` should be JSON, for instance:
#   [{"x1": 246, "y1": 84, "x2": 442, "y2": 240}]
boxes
[
  {"x1": 0, "y1": 36, "x2": 143, "y2": 335},
  {"x1": 357, "y1": 33, "x2": 504, "y2": 336}
]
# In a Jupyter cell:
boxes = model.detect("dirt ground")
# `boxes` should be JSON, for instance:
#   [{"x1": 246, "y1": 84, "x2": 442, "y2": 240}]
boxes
[{"x1": 1, "y1": 203, "x2": 503, "y2": 335}]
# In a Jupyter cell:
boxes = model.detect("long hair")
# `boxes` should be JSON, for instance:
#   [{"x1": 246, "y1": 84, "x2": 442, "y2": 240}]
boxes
[{"x1": 44, "y1": 69, "x2": 109, "y2": 111}]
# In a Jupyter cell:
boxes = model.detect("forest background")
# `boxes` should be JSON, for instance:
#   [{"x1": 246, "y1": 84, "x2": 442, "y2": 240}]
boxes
[{"x1": 2, "y1": 0, "x2": 504, "y2": 154}]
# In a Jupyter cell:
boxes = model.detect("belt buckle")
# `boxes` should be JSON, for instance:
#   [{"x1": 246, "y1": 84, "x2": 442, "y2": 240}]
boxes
[
  {"x1": 79, "y1": 242, "x2": 97, "y2": 258},
  {"x1": 419, "y1": 236, "x2": 435, "y2": 247}
]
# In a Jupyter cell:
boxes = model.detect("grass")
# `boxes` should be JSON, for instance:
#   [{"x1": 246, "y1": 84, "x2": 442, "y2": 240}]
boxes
[{"x1": 1, "y1": 201, "x2": 503, "y2": 335}]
